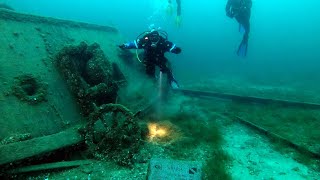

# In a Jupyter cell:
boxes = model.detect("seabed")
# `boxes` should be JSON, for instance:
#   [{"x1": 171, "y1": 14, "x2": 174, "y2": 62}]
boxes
[{"x1": 0, "y1": 9, "x2": 319, "y2": 180}]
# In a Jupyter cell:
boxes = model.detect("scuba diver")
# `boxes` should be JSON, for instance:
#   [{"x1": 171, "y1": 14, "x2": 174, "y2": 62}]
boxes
[
  {"x1": 119, "y1": 29, "x2": 182, "y2": 89},
  {"x1": 167, "y1": 0, "x2": 182, "y2": 27},
  {"x1": 226, "y1": 0, "x2": 252, "y2": 57}
]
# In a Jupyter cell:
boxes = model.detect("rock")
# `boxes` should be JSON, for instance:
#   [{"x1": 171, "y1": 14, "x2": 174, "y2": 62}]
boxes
[
  {"x1": 13, "y1": 32, "x2": 19, "y2": 37},
  {"x1": 292, "y1": 167, "x2": 300, "y2": 172}
]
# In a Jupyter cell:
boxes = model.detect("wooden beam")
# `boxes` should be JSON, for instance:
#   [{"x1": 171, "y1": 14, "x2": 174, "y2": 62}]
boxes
[
  {"x1": 173, "y1": 89, "x2": 320, "y2": 109},
  {"x1": 7, "y1": 160, "x2": 92, "y2": 174},
  {"x1": 0, "y1": 126, "x2": 83, "y2": 166},
  {"x1": 0, "y1": 9, "x2": 118, "y2": 33},
  {"x1": 233, "y1": 115, "x2": 320, "y2": 159}
]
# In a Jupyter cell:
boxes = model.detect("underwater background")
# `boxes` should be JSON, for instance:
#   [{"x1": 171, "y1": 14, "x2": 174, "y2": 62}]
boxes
[
  {"x1": 1, "y1": 0, "x2": 320, "y2": 179},
  {"x1": 5, "y1": 0, "x2": 320, "y2": 90}
]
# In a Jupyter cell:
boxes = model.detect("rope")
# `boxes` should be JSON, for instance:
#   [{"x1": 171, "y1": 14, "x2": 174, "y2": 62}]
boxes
[{"x1": 135, "y1": 49, "x2": 142, "y2": 63}]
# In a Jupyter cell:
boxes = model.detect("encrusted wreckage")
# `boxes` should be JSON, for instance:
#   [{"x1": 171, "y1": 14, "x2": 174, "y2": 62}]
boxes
[{"x1": 55, "y1": 42, "x2": 145, "y2": 166}]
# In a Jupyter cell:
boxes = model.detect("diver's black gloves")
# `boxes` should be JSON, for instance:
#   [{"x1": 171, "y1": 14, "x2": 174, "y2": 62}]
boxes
[
  {"x1": 172, "y1": 47, "x2": 182, "y2": 54},
  {"x1": 118, "y1": 44, "x2": 126, "y2": 50}
]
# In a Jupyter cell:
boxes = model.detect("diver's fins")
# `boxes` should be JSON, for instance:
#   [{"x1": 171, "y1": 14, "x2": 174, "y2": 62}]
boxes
[
  {"x1": 167, "y1": 71, "x2": 180, "y2": 89},
  {"x1": 237, "y1": 40, "x2": 248, "y2": 57},
  {"x1": 170, "y1": 80, "x2": 179, "y2": 89},
  {"x1": 239, "y1": 23, "x2": 246, "y2": 34}
]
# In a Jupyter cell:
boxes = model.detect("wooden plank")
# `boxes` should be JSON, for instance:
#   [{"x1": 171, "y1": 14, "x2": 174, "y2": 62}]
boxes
[
  {"x1": 8, "y1": 160, "x2": 92, "y2": 174},
  {"x1": 0, "y1": 9, "x2": 118, "y2": 33},
  {"x1": 233, "y1": 116, "x2": 320, "y2": 159},
  {"x1": 174, "y1": 89, "x2": 320, "y2": 109},
  {"x1": 0, "y1": 126, "x2": 83, "y2": 166}
]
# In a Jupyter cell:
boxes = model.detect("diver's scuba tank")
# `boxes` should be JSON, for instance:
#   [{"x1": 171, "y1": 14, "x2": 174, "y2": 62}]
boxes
[{"x1": 135, "y1": 27, "x2": 168, "y2": 63}]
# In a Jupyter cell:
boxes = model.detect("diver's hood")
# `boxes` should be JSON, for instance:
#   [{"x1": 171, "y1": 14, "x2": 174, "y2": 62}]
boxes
[
  {"x1": 138, "y1": 30, "x2": 168, "y2": 48},
  {"x1": 137, "y1": 29, "x2": 168, "y2": 41}
]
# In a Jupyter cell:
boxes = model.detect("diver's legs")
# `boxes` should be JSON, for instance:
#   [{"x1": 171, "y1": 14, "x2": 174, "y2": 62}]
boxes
[
  {"x1": 159, "y1": 58, "x2": 171, "y2": 81},
  {"x1": 235, "y1": 12, "x2": 250, "y2": 57},
  {"x1": 145, "y1": 58, "x2": 156, "y2": 79},
  {"x1": 159, "y1": 60, "x2": 179, "y2": 89},
  {"x1": 235, "y1": 12, "x2": 250, "y2": 36}
]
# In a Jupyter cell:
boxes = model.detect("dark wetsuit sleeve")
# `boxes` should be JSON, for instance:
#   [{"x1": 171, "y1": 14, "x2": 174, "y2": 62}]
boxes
[
  {"x1": 123, "y1": 37, "x2": 146, "y2": 49},
  {"x1": 225, "y1": 0, "x2": 232, "y2": 12},
  {"x1": 165, "y1": 40, "x2": 181, "y2": 54},
  {"x1": 135, "y1": 38, "x2": 146, "y2": 49},
  {"x1": 176, "y1": 0, "x2": 181, "y2": 16}
]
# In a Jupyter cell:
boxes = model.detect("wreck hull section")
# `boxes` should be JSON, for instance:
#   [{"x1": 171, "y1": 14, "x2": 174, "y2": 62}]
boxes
[{"x1": 0, "y1": 9, "x2": 126, "y2": 140}]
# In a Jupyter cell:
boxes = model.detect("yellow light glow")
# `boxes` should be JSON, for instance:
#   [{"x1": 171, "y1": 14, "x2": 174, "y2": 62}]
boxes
[
  {"x1": 148, "y1": 123, "x2": 167, "y2": 140},
  {"x1": 146, "y1": 121, "x2": 182, "y2": 145}
]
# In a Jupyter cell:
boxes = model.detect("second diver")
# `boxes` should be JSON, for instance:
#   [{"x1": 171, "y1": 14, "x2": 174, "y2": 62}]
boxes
[{"x1": 226, "y1": 0, "x2": 252, "y2": 57}]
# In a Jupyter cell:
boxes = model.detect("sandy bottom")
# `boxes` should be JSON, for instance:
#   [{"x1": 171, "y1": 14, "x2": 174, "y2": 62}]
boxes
[
  {"x1": 221, "y1": 116, "x2": 320, "y2": 180},
  {"x1": 17, "y1": 97, "x2": 320, "y2": 180},
  {"x1": 25, "y1": 121, "x2": 319, "y2": 180}
]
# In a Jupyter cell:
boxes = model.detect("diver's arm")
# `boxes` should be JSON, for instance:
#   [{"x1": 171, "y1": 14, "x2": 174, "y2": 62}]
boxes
[
  {"x1": 166, "y1": 41, "x2": 181, "y2": 54},
  {"x1": 119, "y1": 39, "x2": 143, "y2": 50},
  {"x1": 225, "y1": 0, "x2": 234, "y2": 18},
  {"x1": 225, "y1": 0, "x2": 232, "y2": 12}
]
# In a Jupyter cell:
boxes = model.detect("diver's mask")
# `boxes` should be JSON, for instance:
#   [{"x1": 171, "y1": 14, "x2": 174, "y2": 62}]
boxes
[{"x1": 148, "y1": 31, "x2": 160, "y2": 48}]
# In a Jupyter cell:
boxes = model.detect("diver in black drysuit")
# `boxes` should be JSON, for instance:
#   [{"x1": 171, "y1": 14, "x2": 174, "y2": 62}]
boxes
[
  {"x1": 168, "y1": 0, "x2": 181, "y2": 17},
  {"x1": 119, "y1": 30, "x2": 182, "y2": 89},
  {"x1": 168, "y1": 0, "x2": 182, "y2": 27},
  {"x1": 226, "y1": 0, "x2": 252, "y2": 57}
]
